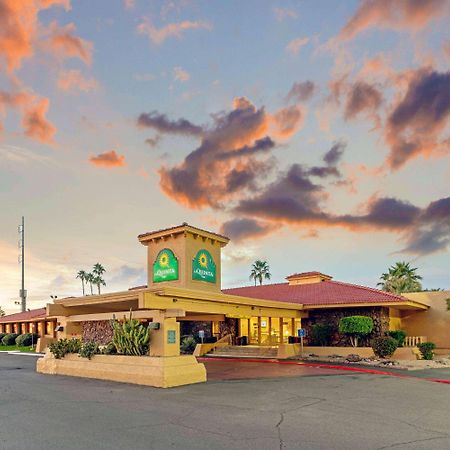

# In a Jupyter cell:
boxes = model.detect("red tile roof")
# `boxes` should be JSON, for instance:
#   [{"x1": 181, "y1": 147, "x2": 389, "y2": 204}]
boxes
[
  {"x1": 138, "y1": 222, "x2": 229, "y2": 242},
  {"x1": 223, "y1": 280, "x2": 409, "y2": 306},
  {"x1": 0, "y1": 307, "x2": 46, "y2": 323}
]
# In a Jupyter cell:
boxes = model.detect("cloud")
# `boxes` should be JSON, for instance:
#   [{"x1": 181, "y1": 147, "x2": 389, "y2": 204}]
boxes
[
  {"x1": 57, "y1": 69, "x2": 98, "y2": 92},
  {"x1": 137, "y1": 112, "x2": 203, "y2": 136},
  {"x1": 0, "y1": 90, "x2": 56, "y2": 144},
  {"x1": 173, "y1": 66, "x2": 190, "y2": 82},
  {"x1": 274, "y1": 7, "x2": 298, "y2": 21},
  {"x1": 385, "y1": 68, "x2": 450, "y2": 169},
  {"x1": 271, "y1": 105, "x2": 304, "y2": 138},
  {"x1": 323, "y1": 141, "x2": 346, "y2": 165},
  {"x1": 286, "y1": 37, "x2": 309, "y2": 55},
  {"x1": 22, "y1": 97, "x2": 56, "y2": 144},
  {"x1": 285, "y1": 81, "x2": 316, "y2": 103},
  {"x1": 344, "y1": 81, "x2": 383, "y2": 120},
  {"x1": 45, "y1": 21, "x2": 93, "y2": 65},
  {"x1": 137, "y1": 18, "x2": 212, "y2": 45},
  {"x1": 339, "y1": 0, "x2": 448, "y2": 40},
  {"x1": 123, "y1": 0, "x2": 135, "y2": 10},
  {"x1": 89, "y1": 150, "x2": 126, "y2": 168},
  {"x1": 145, "y1": 135, "x2": 161, "y2": 147},
  {"x1": 221, "y1": 218, "x2": 279, "y2": 242},
  {"x1": 0, "y1": 0, "x2": 70, "y2": 73}
]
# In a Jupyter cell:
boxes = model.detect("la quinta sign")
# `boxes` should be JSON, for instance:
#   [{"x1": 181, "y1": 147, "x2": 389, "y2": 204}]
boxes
[
  {"x1": 153, "y1": 248, "x2": 178, "y2": 283},
  {"x1": 192, "y1": 249, "x2": 216, "y2": 283}
]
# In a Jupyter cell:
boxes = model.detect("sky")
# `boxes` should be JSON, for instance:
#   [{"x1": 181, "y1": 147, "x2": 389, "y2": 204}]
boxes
[{"x1": 0, "y1": 0, "x2": 449, "y2": 314}]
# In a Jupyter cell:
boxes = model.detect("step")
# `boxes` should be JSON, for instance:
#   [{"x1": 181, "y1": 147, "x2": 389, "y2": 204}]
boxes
[{"x1": 208, "y1": 346, "x2": 279, "y2": 359}]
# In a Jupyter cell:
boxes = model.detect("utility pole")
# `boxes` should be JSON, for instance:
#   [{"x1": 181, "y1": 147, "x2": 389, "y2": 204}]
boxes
[{"x1": 18, "y1": 216, "x2": 26, "y2": 312}]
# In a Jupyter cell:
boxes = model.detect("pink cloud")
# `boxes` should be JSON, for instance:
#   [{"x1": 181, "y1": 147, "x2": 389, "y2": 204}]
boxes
[
  {"x1": 286, "y1": 37, "x2": 309, "y2": 55},
  {"x1": 57, "y1": 69, "x2": 98, "y2": 92},
  {"x1": 137, "y1": 18, "x2": 212, "y2": 45},
  {"x1": 89, "y1": 150, "x2": 126, "y2": 168},
  {"x1": 339, "y1": 0, "x2": 448, "y2": 40},
  {"x1": 22, "y1": 97, "x2": 56, "y2": 144}
]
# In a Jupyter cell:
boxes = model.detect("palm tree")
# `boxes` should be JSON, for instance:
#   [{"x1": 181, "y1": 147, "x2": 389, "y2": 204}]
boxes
[
  {"x1": 0, "y1": 306, "x2": 5, "y2": 317},
  {"x1": 249, "y1": 260, "x2": 271, "y2": 286},
  {"x1": 76, "y1": 270, "x2": 88, "y2": 296},
  {"x1": 92, "y1": 263, "x2": 106, "y2": 295},
  {"x1": 85, "y1": 272, "x2": 94, "y2": 295},
  {"x1": 377, "y1": 261, "x2": 422, "y2": 294}
]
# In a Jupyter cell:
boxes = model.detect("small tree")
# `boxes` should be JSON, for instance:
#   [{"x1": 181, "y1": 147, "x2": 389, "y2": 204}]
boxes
[
  {"x1": 338, "y1": 316, "x2": 374, "y2": 347},
  {"x1": 0, "y1": 306, "x2": 5, "y2": 317}
]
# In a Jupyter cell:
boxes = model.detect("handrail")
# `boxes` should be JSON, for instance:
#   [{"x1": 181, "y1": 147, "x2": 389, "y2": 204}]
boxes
[
  {"x1": 193, "y1": 334, "x2": 232, "y2": 357},
  {"x1": 404, "y1": 336, "x2": 427, "y2": 347}
]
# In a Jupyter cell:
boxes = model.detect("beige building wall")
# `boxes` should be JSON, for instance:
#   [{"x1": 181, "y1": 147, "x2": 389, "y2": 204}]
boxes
[{"x1": 402, "y1": 291, "x2": 450, "y2": 348}]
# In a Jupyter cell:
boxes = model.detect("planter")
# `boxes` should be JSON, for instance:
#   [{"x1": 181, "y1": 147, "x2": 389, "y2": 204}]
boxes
[{"x1": 36, "y1": 352, "x2": 206, "y2": 388}]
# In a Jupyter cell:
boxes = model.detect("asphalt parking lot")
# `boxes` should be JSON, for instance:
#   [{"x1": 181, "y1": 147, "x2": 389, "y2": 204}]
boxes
[{"x1": 1, "y1": 354, "x2": 450, "y2": 450}]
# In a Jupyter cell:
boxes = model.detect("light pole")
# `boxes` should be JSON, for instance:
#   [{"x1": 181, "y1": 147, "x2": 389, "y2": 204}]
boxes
[{"x1": 18, "y1": 216, "x2": 26, "y2": 313}]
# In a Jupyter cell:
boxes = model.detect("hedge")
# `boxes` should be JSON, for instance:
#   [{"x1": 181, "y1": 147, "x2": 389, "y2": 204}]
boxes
[
  {"x1": 2, "y1": 333, "x2": 20, "y2": 346},
  {"x1": 16, "y1": 333, "x2": 40, "y2": 347}
]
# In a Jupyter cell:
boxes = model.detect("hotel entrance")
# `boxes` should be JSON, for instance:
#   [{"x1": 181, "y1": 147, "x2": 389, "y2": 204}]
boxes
[{"x1": 238, "y1": 317, "x2": 301, "y2": 345}]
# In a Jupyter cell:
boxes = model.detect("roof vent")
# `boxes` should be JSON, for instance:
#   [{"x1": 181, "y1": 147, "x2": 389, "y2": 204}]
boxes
[{"x1": 286, "y1": 271, "x2": 332, "y2": 285}]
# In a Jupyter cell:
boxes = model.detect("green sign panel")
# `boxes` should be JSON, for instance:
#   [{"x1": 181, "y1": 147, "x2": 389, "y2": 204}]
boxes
[
  {"x1": 192, "y1": 249, "x2": 216, "y2": 283},
  {"x1": 153, "y1": 248, "x2": 179, "y2": 283},
  {"x1": 167, "y1": 330, "x2": 176, "y2": 344}
]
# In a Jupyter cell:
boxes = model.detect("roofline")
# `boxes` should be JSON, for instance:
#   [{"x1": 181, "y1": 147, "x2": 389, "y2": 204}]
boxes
[
  {"x1": 302, "y1": 300, "x2": 429, "y2": 310},
  {"x1": 138, "y1": 223, "x2": 230, "y2": 245}
]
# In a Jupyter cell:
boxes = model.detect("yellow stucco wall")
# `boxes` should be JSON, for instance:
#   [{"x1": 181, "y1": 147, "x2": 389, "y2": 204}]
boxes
[{"x1": 402, "y1": 291, "x2": 450, "y2": 348}]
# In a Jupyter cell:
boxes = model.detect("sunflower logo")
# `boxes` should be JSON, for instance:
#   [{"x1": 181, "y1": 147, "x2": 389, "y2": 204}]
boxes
[
  {"x1": 159, "y1": 252, "x2": 169, "y2": 267},
  {"x1": 199, "y1": 253, "x2": 208, "y2": 268}
]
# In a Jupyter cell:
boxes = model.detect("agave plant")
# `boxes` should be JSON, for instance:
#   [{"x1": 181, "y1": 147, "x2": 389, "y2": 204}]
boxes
[{"x1": 111, "y1": 310, "x2": 150, "y2": 356}]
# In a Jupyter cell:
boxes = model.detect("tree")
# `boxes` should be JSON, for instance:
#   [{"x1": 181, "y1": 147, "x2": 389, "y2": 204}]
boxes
[
  {"x1": 377, "y1": 261, "x2": 422, "y2": 294},
  {"x1": 76, "y1": 270, "x2": 88, "y2": 296},
  {"x1": 249, "y1": 260, "x2": 271, "y2": 286},
  {"x1": 0, "y1": 306, "x2": 5, "y2": 317},
  {"x1": 338, "y1": 316, "x2": 374, "y2": 347},
  {"x1": 85, "y1": 272, "x2": 94, "y2": 295},
  {"x1": 92, "y1": 263, "x2": 106, "y2": 295}
]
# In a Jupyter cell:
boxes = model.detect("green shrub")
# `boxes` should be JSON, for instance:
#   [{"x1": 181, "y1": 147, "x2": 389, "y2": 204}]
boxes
[
  {"x1": 49, "y1": 338, "x2": 82, "y2": 359},
  {"x1": 111, "y1": 312, "x2": 150, "y2": 356},
  {"x1": 418, "y1": 342, "x2": 436, "y2": 360},
  {"x1": 180, "y1": 336, "x2": 197, "y2": 354},
  {"x1": 338, "y1": 316, "x2": 374, "y2": 347},
  {"x1": 0, "y1": 333, "x2": 6, "y2": 344},
  {"x1": 15, "y1": 333, "x2": 39, "y2": 347},
  {"x1": 100, "y1": 342, "x2": 117, "y2": 355},
  {"x1": 310, "y1": 324, "x2": 334, "y2": 346},
  {"x1": 372, "y1": 336, "x2": 398, "y2": 358},
  {"x1": 2, "y1": 333, "x2": 19, "y2": 346},
  {"x1": 79, "y1": 341, "x2": 99, "y2": 360},
  {"x1": 388, "y1": 330, "x2": 407, "y2": 347}
]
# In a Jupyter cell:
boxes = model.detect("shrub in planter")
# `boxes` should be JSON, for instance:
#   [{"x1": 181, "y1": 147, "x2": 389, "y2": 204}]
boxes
[
  {"x1": 418, "y1": 342, "x2": 436, "y2": 360},
  {"x1": 310, "y1": 324, "x2": 334, "y2": 346},
  {"x1": 372, "y1": 336, "x2": 398, "y2": 358},
  {"x1": 111, "y1": 312, "x2": 150, "y2": 356},
  {"x1": 16, "y1": 333, "x2": 39, "y2": 347},
  {"x1": 79, "y1": 341, "x2": 99, "y2": 360},
  {"x1": 100, "y1": 342, "x2": 117, "y2": 355},
  {"x1": 2, "y1": 333, "x2": 20, "y2": 346},
  {"x1": 49, "y1": 338, "x2": 82, "y2": 359},
  {"x1": 338, "y1": 316, "x2": 374, "y2": 347},
  {"x1": 388, "y1": 330, "x2": 407, "y2": 347},
  {"x1": 180, "y1": 336, "x2": 197, "y2": 354}
]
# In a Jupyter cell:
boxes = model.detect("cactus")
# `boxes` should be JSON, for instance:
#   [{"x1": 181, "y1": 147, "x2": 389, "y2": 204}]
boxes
[{"x1": 110, "y1": 310, "x2": 150, "y2": 356}]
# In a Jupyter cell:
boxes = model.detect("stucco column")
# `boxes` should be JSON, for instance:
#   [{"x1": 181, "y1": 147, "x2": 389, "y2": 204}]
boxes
[
  {"x1": 149, "y1": 315, "x2": 180, "y2": 357},
  {"x1": 279, "y1": 318, "x2": 284, "y2": 344}
]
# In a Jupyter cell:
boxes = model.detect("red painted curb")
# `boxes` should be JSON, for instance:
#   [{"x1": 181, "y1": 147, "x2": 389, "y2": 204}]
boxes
[{"x1": 198, "y1": 357, "x2": 450, "y2": 385}]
